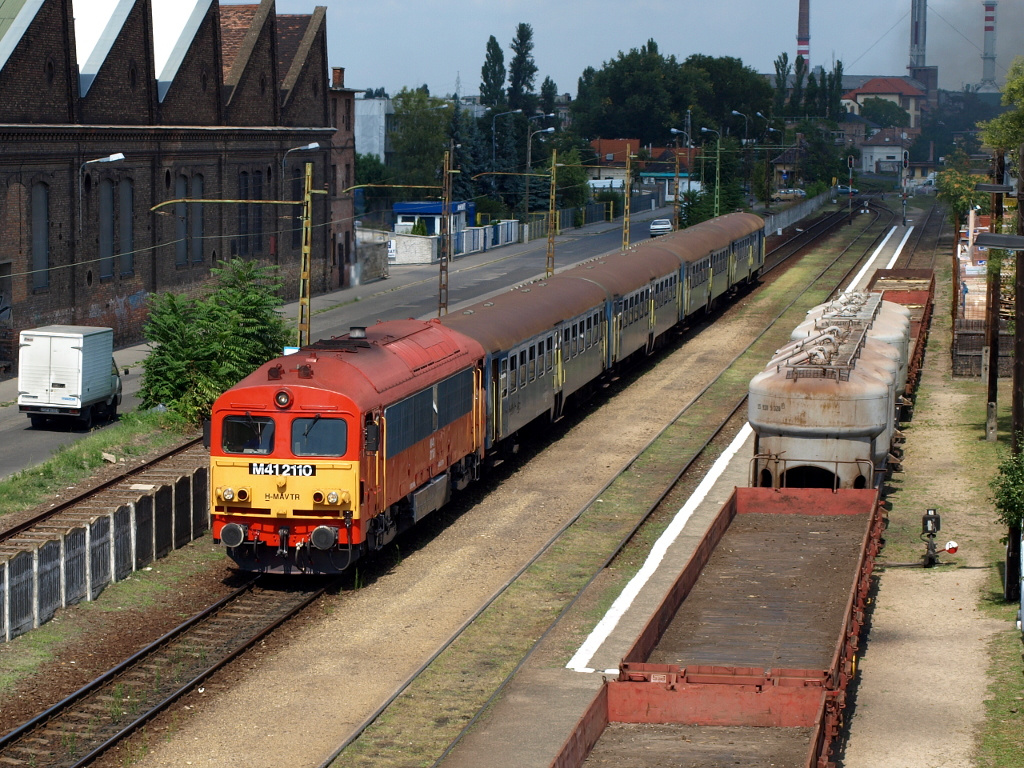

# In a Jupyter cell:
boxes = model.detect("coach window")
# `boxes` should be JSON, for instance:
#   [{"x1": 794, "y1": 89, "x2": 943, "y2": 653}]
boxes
[
  {"x1": 546, "y1": 337, "x2": 553, "y2": 370},
  {"x1": 570, "y1": 324, "x2": 577, "y2": 357},
  {"x1": 222, "y1": 415, "x2": 275, "y2": 454},
  {"x1": 519, "y1": 350, "x2": 527, "y2": 385},
  {"x1": 528, "y1": 345, "x2": 536, "y2": 381},
  {"x1": 509, "y1": 353, "x2": 517, "y2": 391},
  {"x1": 292, "y1": 417, "x2": 347, "y2": 457},
  {"x1": 500, "y1": 357, "x2": 508, "y2": 397}
]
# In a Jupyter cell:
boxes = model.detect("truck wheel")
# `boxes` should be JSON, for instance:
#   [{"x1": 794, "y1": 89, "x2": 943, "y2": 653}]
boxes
[
  {"x1": 107, "y1": 401, "x2": 118, "y2": 423},
  {"x1": 79, "y1": 406, "x2": 93, "y2": 431},
  {"x1": 30, "y1": 415, "x2": 46, "y2": 429}
]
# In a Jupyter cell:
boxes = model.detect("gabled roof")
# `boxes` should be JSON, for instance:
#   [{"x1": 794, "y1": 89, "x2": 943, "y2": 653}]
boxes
[
  {"x1": 219, "y1": 2, "x2": 258, "y2": 81},
  {"x1": 861, "y1": 127, "x2": 919, "y2": 147},
  {"x1": 275, "y1": 13, "x2": 308, "y2": 78},
  {"x1": 153, "y1": 0, "x2": 210, "y2": 102},
  {"x1": 78, "y1": 0, "x2": 135, "y2": 96},
  {"x1": 0, "y1": 0, "x2": 42, "y2": 73},
  {"x1": 843, "y1": 77, "x2": 925, "y2": 101}
]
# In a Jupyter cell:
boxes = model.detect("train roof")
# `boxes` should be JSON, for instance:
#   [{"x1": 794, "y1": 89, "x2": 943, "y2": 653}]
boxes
[
  {"x1": 440, "y1": 275, "x2": 609, "y2": 354},
  {"x1": 217, "y1": 318, "x2": 485, "y2": 412}
]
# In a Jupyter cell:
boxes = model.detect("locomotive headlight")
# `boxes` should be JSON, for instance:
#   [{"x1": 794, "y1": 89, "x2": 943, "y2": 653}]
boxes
[
  {"x1": 274, "y1": 389, "x2": 292, "y2": 408},
  {"x1": 220, "y1": 487, "x2": 235, "y2": 502},
  {"x1": 326, "y1": 490, "x2": 340, "y2": 505}
]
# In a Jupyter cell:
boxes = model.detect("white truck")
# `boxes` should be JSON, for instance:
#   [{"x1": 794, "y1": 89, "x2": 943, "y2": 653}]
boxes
[{"x1": 17, "y1": 326, "x2": 122, "y2": 429}]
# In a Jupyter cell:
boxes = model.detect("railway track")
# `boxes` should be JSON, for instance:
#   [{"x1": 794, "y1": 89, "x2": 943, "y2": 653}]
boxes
[
  {"x1": 0, "y1": 438, "x2": 204, "y2": 546},
  {"x1": 322, "y1": 205, "x2": 902, "y2": 767},
  {"x1": 0, "y1": 576, "x2": 333, "y2": 767},
  {"x1": 0, "y1": 203, "x2": 904, "y2": 766}
]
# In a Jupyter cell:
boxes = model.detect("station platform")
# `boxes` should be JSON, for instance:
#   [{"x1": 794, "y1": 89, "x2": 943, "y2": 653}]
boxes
[{"x1": 441, "y1": 426, "x2": 756, "y2": 768}]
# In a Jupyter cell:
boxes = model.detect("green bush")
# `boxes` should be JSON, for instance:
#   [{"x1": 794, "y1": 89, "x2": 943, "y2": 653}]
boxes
[
  {"x1": 991, "y1": 444, "x2": 1024, "y2": 531},
  {"x1": 140, "y1": 259, "x2": 290, "y2": 423}
]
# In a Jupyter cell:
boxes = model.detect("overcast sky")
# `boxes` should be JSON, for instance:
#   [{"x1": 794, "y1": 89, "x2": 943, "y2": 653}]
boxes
[{"x1": 274, "y1": 0, "x2": 1023, "y2": 98}]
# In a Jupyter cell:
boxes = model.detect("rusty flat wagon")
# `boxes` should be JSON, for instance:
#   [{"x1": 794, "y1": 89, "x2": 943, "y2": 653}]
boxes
[{"x1": 555, "y1": 486, "x2": 884, "y2": 768}]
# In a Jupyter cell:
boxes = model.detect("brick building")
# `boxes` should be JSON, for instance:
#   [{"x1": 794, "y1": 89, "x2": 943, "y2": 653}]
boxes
[{"x1": 0, "y1": 0, "x2": 354, "y2": 368}]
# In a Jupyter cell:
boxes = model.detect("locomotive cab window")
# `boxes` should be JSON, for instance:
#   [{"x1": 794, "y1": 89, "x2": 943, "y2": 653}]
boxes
[
  {"x1": 292, "y1": 416, "x2": 347, "y2": 457},
  {"x1": 222, "y1": 415, "x2": 275, "y2": 454}
]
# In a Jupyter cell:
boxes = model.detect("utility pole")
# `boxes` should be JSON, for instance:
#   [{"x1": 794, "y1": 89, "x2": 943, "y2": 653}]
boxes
[
  {"x1": 439, "y1": 149, "x2": 451, "y2": 317},
  {"x1": 297, "y1": 161, "x2": 327, "y2": 347},
  {"x1": 546, "y1": 149, "x2": 557, "y2": 277},
  {"x1": 622, "y1": 144, "x2": 632, "y2": 251}
]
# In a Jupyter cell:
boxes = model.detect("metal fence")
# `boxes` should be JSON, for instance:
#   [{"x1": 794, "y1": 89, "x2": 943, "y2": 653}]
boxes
[{"x1": 951, "y1": 318, "x2": 1014, "y2": 377}]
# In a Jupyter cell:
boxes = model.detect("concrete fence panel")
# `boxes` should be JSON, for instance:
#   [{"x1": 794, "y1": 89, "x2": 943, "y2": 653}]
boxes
[
  {"x1": 133, "y1": 493, "x2": 154, "y2": 569},
  {"x1": 113, "y1": 505, "x2": 133, "y2": 581},
  {"x1": 192, "y1": 467, "x2": 209, "y2": 536},
  {"x1": 37, "y1": 539, "x2": 61, "y2": 626},
  {"x1": 8, "y1": 551, "x2": 34, "y2": 640},
  {"x1": 64, "y1": 526, "x2": 88, "y2": 606},
  {"x1": 153, "y1": 485, "x2": 173, "y2": 559},
  {"x1": 89, "y1": 516, "x2": 111, "y2": 601}
]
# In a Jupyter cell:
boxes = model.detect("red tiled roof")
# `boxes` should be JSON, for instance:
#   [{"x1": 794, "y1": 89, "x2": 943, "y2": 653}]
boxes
[
  {"x1": 276, "y1": 14, "x2": 311, "y2": 81},
  {"x1": 843, "y1": 77, "x2": 924, "y2": 100},
  {"x1": 219, "y1": 4, "x2": 259, "y2": 80}
]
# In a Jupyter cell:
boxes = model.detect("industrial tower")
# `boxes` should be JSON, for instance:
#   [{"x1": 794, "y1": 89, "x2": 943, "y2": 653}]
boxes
[{"x1": 797, "y1": 0, "x2": 809, "y2": 61}]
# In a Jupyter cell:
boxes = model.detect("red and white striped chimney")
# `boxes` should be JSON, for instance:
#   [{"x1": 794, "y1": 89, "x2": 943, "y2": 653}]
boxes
[
  {"x1": 980, "y1": 1, "x2": 997, "y2": 91},
  {"x1": 797, "y1": 0, "x2": 810, "y2": 62}
]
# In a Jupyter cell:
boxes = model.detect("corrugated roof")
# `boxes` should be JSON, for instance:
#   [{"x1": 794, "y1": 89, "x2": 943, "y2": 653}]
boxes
[
  {"x1": 0, "y1": 0, "x2": 42, "y2": 74},
  {"x1": 78, "y1": 0, "x2": 135, "y2": 96}
]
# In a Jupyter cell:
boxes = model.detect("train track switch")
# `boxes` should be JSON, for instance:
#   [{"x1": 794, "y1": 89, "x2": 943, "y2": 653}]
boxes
[{"x1": 921, "y1": 508, "x2": 958, "y2": 567}]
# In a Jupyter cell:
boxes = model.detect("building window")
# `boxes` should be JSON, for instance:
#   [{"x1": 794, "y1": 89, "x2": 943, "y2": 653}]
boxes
[
  {"x1": 238, "y1": 171, "x2": 250, "y2": 256},
  {"x1": 31, "y1": 183, "x2": 49, "y2": 290},
  {"x1": 175, "y1": 174, "x2": 188, "y2": 266},
  {"x1": 252, "y1": 170, "x2": 263, "y2": 254},
  {"x1": 345, "y1": 163, "x2": 351, "y2": 190},
  {"x1": 190, "y1": 175, "x2": 204, "y2": 263},
  {"x1": 99, "y1": 179, "x2": 115, "y2": 278},
  {"x1": 120, "y1": 179, "x2": 134, "y2": 275}
]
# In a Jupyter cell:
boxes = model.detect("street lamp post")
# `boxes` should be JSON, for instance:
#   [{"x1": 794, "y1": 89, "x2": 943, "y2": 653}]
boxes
[
  {"x1": 701, "y1": 127, "x2": 721, "y2": 218},
  {"x1": 490, "y1": 108, "x2": 522, "y2": 167},
  {"x1": 282, "y1": 142, "x2": 320, "y2": 172},
  {"x1": 524, "y1": 126, "x2": 555, "y2": 220},
  {"x1": 78, "y1": 152, "x2": 125, "y2": 232},
  {"x1": 670, "y1": 127, "x2": 689, "y2": 230}
]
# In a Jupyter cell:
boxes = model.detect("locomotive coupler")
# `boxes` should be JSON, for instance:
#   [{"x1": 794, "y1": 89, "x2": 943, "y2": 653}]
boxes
[{"x1": 277, "y1": 527, "x2": 290, "y2": 557}]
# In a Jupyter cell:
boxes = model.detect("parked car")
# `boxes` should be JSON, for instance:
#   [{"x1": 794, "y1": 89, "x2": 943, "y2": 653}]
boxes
[
  {"x1": 771, "y1": 189, "x2": 802, "y2": 203},
  {"x1": 836, "y1": 184, "x2": 860, "y2": 195},
  {"x1": 649, "y1": 218, "x2": 673, "y2": 237}
]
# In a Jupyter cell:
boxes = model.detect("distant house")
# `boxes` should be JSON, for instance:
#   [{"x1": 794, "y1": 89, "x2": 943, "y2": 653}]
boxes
[
  {"x1": 859, "y1": 127, "x2": 920, "y2": 174},
  {"x1": 589, "y1": 139, "x2": 700, "y2": 195},
  {"x1": 841, "y1": 77, "x2": 926, "y2": 129}
]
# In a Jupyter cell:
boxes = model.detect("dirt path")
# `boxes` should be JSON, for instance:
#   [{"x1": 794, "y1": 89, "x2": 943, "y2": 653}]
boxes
[{"x1": 840, "y1": 265, "x2": 1006, "y2": 767}]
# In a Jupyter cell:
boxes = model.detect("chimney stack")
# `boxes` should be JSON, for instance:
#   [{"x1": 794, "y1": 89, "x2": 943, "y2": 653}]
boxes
[
  {"x1": 797, "y1": 0, "x2": 810, "y2": 61},
  {"x1": 979, "y1": 2, "x2": 998, "y2": 92},
  {"x1": 909, "y1": 0, "x2": 927, "y2": 68}
]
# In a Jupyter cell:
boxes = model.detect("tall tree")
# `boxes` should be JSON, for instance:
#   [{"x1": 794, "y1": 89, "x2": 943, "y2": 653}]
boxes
[
  {"x1": 773, "y1": 52, "x2": 791, "y2": 118},
  {"x1": 683, "y1": 54, "x2": 772, "y2": 137},
  {"x1": 804, "y1": 72, "x2": 819, "y2": 119},
  {"x1": 829, "y1": 60, "x2": 844, "y2": 119},
  {"x1": 507, "y1": 23, "x2": 538, "y2": 113},
  {"x1": 540, "y1": 76, "x2": 558, "y2": 121},
  {"x1": 859, "y1": 97, "x2": 910, "y2": 128},
  {"x1": 354, "y1": 152, "x2": 388, "y2": 213},
  {"x1": 980, "y1": 56, "x2": 1024, "y2": 151},
  {"x1": 790, "y1": 55, "x2": 807, "y2": 117},
  {"x1": 389, "y1": 88, "x2": 451, "y2": 197},
  {"x1": 480, "y1": 35, "x2": 506, "y2": 109}
]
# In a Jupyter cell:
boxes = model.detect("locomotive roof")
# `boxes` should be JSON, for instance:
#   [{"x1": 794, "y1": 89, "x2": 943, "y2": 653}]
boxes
[{"x1": 218, "y1": 318, "x2": 485, "y2": 411}]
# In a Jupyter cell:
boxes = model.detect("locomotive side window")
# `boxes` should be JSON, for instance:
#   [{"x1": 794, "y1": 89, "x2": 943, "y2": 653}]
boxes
[
  {"x1": 222, "y1": 415, "x2": 275, "y2": 454},
  {"x1": 292, "y1": 417, "x2": 347, "y2": 457}
]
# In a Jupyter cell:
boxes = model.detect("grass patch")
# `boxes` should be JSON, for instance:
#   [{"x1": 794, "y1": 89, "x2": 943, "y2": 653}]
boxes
[{"x1": 0, "y1": 409, "x2": 194, "y2": 520}]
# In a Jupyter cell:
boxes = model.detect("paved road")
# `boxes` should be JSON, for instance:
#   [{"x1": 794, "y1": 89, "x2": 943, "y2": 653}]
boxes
[{"x1": 0, "y1": 209, "x2": 671, "y2": 480}]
